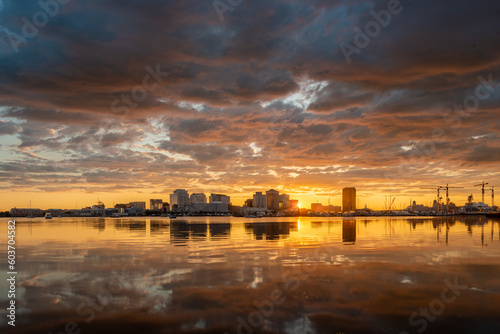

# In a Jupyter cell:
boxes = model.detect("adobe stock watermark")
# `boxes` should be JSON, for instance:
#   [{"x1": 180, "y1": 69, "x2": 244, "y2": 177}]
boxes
[
  {"x1": 110, "y1": 64, "x2": 169, "y2": 115},
  {"x1": 384, "y1": 73, "x2": 498, "y2": 184},
  {"x1": 48, "y1": 271, "x2": 129, "y2": 334},
  {"x1": 339, "y1": 0, "x2": 404, "y2": 64},
  {"x1": 399, "y1": 277, "x2": 467, "y2": 334},
  {"x1": 213, "y1": 0, "x2": 243, "y2": 22},
  {"x1": 226, "y1": 245, "x2": 338, "y2": 334},
  {"x1": 442, "y1": 74, "x2": 497, "y2": 129},
  {"x1": 7, "y1": 0, "x2": 71, "y2": 53}
]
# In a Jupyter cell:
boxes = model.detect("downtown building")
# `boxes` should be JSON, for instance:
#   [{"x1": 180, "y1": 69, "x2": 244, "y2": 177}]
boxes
[
  {"x1": 253, "y1": 192, "x2": 267, "y2": 209},
  {"x1": 150, "y1": 199, "x2": 163, "y2": 211},
  {"x1": 266, "y1": 189, "x2": 280, "y2": 211},
  {"x1": 342, "y1": 187, "x2": 356, "y2": 212},
  {"x1": 181, "y1": 192, "x2": 231, "y2": 214},
  {"x1": 190, "y1": 193, "x2": 207, "y2": 205},
  {"x1": 207, "y1": 193, "x2": 230, "y2": 213},
  {"x1": 170, "y1": 189, "x2": 189, "y2": 212},
  {"x1": 248, "y1": 190, "x2": 295, "y2": 212},
  {"x1": 129, "y1": 201, "x2": 146, "y2": 209}
]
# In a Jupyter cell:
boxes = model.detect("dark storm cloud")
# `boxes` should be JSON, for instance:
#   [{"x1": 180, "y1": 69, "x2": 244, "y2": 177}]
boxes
[
  {"x1": 465, "y1": 145, "x2": 500, "y2": 163},
  {"x1": 0, "y1": 0, "x2": 499, "y2": 195},
  {"x1": 0, "y1": 120, "x2": 20, "y2": 135}
]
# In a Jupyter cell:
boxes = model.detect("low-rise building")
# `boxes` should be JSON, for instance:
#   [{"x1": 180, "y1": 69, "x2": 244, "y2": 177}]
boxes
[
  {"x1": 129, "y1": 202, "x2": 146, "y2": 209},
  {"x1": 9, "y1": 208, "x2": 44, "y2": 217},
  {"x1": 150, "y1": 199, "x2": 163, "y2": 211}
]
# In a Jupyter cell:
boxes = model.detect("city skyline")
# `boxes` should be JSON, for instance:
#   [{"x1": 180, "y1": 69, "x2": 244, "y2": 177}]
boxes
[
  {"x1": 4, "y1": 183, "x2": 497, "y2": 213},
  {"x1": 0, "y1": 1, "x2": 499, "y2": 212}
]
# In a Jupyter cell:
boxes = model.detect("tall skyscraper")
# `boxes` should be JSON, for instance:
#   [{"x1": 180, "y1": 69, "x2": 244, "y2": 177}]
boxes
[
  {"x1": 266, "y1": 189, "x2": 280, "y2": 211},
  {"x1": 253, "y1": 192, "x2": 267, "y2": 208},
  {"x1": 170, "y1": 189, "x2": 189, "y2": 210},
  {"x1": 342, "y1": 187, "x2": 356, "y2": 212}
]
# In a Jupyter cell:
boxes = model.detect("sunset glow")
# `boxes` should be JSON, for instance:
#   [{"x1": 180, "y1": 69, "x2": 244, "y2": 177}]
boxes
[{"x1": 1, "y1": 1, "x2": 500, "y2": 333}]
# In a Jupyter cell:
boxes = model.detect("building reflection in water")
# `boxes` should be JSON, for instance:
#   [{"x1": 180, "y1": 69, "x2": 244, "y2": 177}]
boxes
[
  {"x1": 209, "y1": 223, "x2": 231, "y2": 239},
  {"x1": 150, "y1": 220, "x2": 169, "y2": 234},
  {"x1": 89, "y1": 218, "x2": 106, "y2": 231},
  {"x1": 342, "y1": 220, "x2": 356, "y2": 244},
  {"x1": 170, "y1": 221, "x2": 232, "y2": 245},
  {"x1": 113, "y1": 219, "x2": 147, "y2": 231},
  {"x1": 311, "y1": 221, "x2": 324, "y2": 229},
  {"x1": 245, "y1": 222, "x2": 294, "y2": 240},
  {"x1": 8, "y1": 216, "x2": 500, "y2": 334},
  {"x1": 170, "y1": 221, "x2": 190, "y2": 246},
  {"x1": 405, "y1": 216, "x2": 497, "y2": 246},
  {"x1": 189, "y1": 223, "x2": 207, "y2": 239}
]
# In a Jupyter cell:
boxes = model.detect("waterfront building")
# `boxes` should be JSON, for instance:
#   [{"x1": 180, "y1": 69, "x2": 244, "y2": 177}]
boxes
[
  {"x1": 311, "y1": 203, "x2": 324, "y2": 213},
  {"x1": 128, "y1": 205, "x2": 145, "y2": 216},
  {"x1": 129, "y1": 202, "x2": 146, "y2": 209},
  {"x1": 209, "y1": 193, "x2": 230, "y2": 204},
  {"x1": 162, "y1": 202, "x2": 170, "y2": 213},
  {"x1": 9, "y1": 208, "x2": 44, "y2": 217},
  {"x1": 45, "y1": 209, "x2": 65, "y2": 217},
  {"x1": 342, "y1": 187, "x2": 356, "y2": 212},
  {"x1": 266, "y1": 189, "x2": 280, "y2": 211},
  {"x1": 328, "y1": 205, "x2": 342, "y2": 213},
  {"x1": 253, "y1": 192, "x2": 267, "y2": 208},
  {"x1": 114, "y1": 203, "x2": 131, "y2": 213},
  {"x1": 170, "y1": 189, "x2": 189, "y2": 210},
  {"x1": 149, "y1": 199, "x2": 163, "y2": 211},
  {"x1": 289, "y1": 199, "x2": 299, "y2": 210},
  {"x1": 279, "y1": 194, "x2": 290, "y2": 209},
  {"x1": 190, "y1": 193, "x2": 207, "y2": 204},
  {"x1": 91, "y1": 202, "x2": 106, "y2": 216}
]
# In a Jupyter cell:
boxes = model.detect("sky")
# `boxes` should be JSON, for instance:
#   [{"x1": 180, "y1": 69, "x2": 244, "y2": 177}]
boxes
[{"x1": 0, "y1": 0, "x2": 499, "y2": 210}]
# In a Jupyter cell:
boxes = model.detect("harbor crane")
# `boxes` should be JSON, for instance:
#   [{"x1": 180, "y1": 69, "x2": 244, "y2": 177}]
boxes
[
  {"x1": 488, "y1": 186, "x2": 495, "y2": 206},
  {"x1": 475, "y1": 182, "x2": 489, "y2": 203},
  {"x1": 441, "y1": 184, "x2": 464, "y2": 212},
  {"x1": 421, "y1": 185, "x2": 462, "y2": 213},
  {"x1": 421, "y1": 186, "x2": 443, "y2": 205}
]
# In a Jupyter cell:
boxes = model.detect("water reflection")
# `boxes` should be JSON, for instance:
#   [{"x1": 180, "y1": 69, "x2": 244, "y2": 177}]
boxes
[
  {"x1": 342, "y1": 220, "x2": 356, "y2": 244},
  {"x1": 150, "y1": 220, "x2": 169, "y2": 234},
  {"x1": 2, "y1": 216, "x2": 500, "y2": 334},
  {"x1": 170, "y1": 221, "x2": 189, "y2": 245},
  {"x1": 209, "y1": 223, "x2": 230, "y2": 239},
  {"x1": 244, "y1": 221, "x2": 295, "y2": 240},
  {"x1": 113, "y1": 219, "x2": 147, "y2": 231}
]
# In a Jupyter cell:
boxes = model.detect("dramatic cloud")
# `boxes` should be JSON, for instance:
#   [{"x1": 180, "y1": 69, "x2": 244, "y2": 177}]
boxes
[{"x1": 0, "y1": 0, "x2": 499, "y2": 208}]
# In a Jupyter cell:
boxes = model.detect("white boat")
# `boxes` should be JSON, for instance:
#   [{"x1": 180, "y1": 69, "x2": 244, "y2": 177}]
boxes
[{"x1": 45, "y1": 213, "x2": 53, "y2": 219}]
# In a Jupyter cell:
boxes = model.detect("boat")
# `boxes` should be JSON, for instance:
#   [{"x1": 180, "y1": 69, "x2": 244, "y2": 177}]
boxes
[{"x1": 45, "y1": 213, "x2": 53, "y2": 219}]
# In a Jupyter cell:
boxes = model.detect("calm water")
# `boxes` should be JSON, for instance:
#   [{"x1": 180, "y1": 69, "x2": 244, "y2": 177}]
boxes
[{"x1": 1, "y1": 216, "x2": 500, "y2": 334}]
